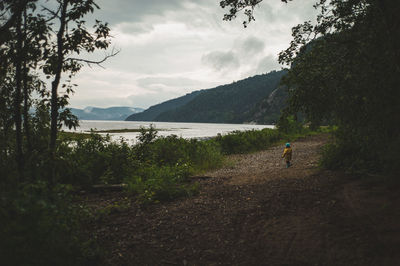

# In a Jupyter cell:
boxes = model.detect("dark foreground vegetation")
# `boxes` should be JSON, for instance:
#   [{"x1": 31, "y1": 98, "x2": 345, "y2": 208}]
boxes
[
  {"x1": 1, "y1": 0, "x2": 399, "y2": 265},
  {"x1": 221, "y1": 0, "x2": 400, "y2": 175},
  {"x1": 1, "y1": 119, "x2": 317, "y2": 265}
]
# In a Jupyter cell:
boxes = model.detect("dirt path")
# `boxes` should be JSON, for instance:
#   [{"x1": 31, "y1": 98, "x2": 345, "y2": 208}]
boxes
[{"x1": 89, "y1": 135, "x2": 400, "y2": 265}]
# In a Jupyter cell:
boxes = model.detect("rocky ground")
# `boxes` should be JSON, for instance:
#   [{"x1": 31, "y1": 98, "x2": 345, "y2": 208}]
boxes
[{"x1": 84, "y1": 134, "x2": 400, "y2": 265}]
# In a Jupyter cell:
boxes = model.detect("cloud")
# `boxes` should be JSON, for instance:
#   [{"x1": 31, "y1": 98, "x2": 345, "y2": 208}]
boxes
[
  {"x1": 67, "y1": 0, "x2": 319, "y2": 109},
  {"x1": 126, "y1": 92, "x2": 182, "y2": 108},
  {"x1": 255, "y1": 55, "x2": 281, "y2": 74},
  {"x1": 201, "y1": 51, "x2": 240, "y2": 71},
  {"x1": 240, "y1": 36, "x2": 265, "y2": 56},
  {"x1": 117, "y1": 22, "x2": 154, "y2": 34},
  {"x1": 137, "y1": 76, "x2": 202, "y2": 90},
  {"x1": 94, "y1": 0, "x2": 184, "y2": 25}
]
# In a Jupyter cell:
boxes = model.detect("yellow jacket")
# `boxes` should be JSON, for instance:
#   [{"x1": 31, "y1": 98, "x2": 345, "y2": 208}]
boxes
[{"x1": 282, "y1": 147, "x2": 292, "y2": 161}]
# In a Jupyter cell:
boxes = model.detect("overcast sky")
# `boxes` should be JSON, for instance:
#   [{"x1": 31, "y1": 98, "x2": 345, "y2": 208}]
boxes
[{"x1": 69, "y1": 0, "x2": 318, "y2": 109}]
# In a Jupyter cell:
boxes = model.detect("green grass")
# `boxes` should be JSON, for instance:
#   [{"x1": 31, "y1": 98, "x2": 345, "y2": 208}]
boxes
[
  {"x1": 86, "y1": 128, "x2": 169, "y2": 133},
  {"x1": 59, "y1": 131, "x2": 92, "y2": 141}
]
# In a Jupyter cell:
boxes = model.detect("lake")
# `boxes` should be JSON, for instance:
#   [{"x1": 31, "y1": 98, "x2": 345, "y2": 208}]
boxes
[{"x1": 64, "y1": 120, "x2": 274, "y2": 143}]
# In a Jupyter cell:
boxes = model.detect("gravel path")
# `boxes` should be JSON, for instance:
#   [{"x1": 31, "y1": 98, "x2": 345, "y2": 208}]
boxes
[
  {"x1": 90, "y1": 134, "x2": 400, "y2": 265},
  {"x1": 207, "y1": 135, "x2": 323, "y2": 185}
]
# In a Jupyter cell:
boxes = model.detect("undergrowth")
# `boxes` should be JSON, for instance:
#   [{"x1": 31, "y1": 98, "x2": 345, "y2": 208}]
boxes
[
  {"x1": 0, "y1": 120, "x2": 327, "y2": 264},
  {"x1": 0, "y1": 182, "x2": 100, "y2": 265}
]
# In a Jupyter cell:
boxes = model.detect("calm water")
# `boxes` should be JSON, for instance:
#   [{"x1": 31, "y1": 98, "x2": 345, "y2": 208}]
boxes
[{"x1": 65, "y1": 120, "x2": 274, "y2": 143}]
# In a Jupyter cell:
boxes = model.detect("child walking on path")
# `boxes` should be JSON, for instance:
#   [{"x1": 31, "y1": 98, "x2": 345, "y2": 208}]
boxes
[{"x1": 282, "y1": 143, "x2": 292, "y2": 168}]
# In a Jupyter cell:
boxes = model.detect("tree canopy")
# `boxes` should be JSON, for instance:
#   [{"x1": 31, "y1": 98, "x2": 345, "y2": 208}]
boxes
[
  {"x1": 221, "y1": 0, "x2": 400, "y2": 173},
  {"x1": 0, "y1": 0, "x2": 117, "y2": 183}
]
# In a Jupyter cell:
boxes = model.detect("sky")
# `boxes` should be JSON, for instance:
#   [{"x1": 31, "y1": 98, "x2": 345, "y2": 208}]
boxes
[{"x1": 68, "y1": 0, "x2": 318, "y2": 109}]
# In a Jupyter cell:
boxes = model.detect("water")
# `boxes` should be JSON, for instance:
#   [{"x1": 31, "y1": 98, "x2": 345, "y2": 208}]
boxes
[{"x1": 64, "y1": 120, "x2": 274, "y2": 143}]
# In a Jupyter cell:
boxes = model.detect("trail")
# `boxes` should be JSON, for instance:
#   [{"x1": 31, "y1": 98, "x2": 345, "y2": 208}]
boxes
[{"x1": 90, "y1": 134, "x2": 400, "y2": 265}]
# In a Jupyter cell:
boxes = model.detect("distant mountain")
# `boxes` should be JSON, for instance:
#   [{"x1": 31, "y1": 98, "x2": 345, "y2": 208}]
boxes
[
  {"x1": 125, "y1": 90, "x2": 202, "y2": 121},
  {"x1": 126, "y1": 70, "x2": 287, "y2": 124},
  {"x1": 70, "y1": 106, "x2": 144, "y2": 121}
]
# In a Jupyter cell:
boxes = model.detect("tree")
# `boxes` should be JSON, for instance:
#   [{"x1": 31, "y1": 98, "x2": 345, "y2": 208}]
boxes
[
  {"x1": 220, "y1": 0, "x2": 291, "y2": 27},
  {"x1": 0, "y1": 0, "x2": 35, "y2": 45},
  {"x1": 0, "y1": 0, "x2": 118, "y2": 183},
  {"x1": 221, "y1": 0, "x2": 400, "y2": 173},
  {"x1": 41, "y1": 0, "x2": 118, "y2": 182}
]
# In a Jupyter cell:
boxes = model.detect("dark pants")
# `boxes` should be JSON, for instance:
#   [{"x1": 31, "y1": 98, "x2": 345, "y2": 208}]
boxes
[{"x1": 286, "y1": 161, "x2": 291, "y2": 168}]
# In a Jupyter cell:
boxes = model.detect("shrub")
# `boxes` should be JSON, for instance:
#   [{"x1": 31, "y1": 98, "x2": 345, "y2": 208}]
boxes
[
  {"x1": 149, "y1": 136, "x2": 223, "y2": 171},
  {"x1": 215, "y1": 128, "x2": 281, "y2": 154},
  {"x1": 0, "y1": 182, "x2": 100, "y2": 265},
  {"x1": 188, "y1": 139, "x2": 223, "y2": 171},
  {"x1": 125, "y1": 164, "x2": 198, "y2": 204},
  {"x1": 320, "y1": 127, "x2": 383, "y2": 174},
  {"x1": 57, "y1": 134, "x2": 138, "y2": 186},
  {"x1": 276, "y1": 115, "x2": 304, "y2": 134}
]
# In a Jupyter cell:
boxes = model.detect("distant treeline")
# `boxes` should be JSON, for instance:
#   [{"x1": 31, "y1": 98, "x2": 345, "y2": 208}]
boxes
[{"x1": 126, "y1": 70, "x2": 288, "y2": 124}]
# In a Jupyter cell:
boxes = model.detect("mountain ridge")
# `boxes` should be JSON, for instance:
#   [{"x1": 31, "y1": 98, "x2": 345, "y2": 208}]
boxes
[
  {"x1": 125, "y1": 90, "x2": 202, "y2": 122},
  {"x1": 126, "y1": 70, "x2": 288, "y2": 124},
  {"x1": 71, "y1": 106, "x2": 143, "y2": 121}
]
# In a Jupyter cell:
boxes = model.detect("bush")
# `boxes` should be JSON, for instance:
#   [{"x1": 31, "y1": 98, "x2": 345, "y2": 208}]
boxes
[
  {"x1": 215, "y1": 128, "x2": 281, "y2": 154},
  {"x1": 0, "y1": 182, "x2": 100, "y2": 266},
  {"x1": 51, "y1": 125, "x2": 317, "y2": 205},
  {"x1": 53, "y1": 129, "x2": 223, "y2": 204},
  {"x1": 276, "y1": 115, "x2": 304, "y2": 134},
  {"x1": 57, "y1": 133, "x2": 137, "y2": 186},
  {"x1": 125, "y1": 164, "x2": 198, "y2": 204},
  {"x1": 150, "y1": 136, "x2": 223, "y2": 171},
  {"x1": 320, "y1": 127, "x2": 383, "y2": 174}
]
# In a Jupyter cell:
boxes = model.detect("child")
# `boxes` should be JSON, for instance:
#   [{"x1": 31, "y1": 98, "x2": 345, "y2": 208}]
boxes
[{"x1": 282, "y1": 142, "x2": 292, "y2": 168}]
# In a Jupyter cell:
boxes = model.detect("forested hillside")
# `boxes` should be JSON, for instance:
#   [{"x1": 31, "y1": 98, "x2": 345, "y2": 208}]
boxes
[
  {"x1": 244, "y1": 85, "x2": 288, "y2": 124},
  {"x1": 125, "y1": 90, "x2": 202, "y2": 121},
  {"x1": 127, "y1": 70, "x2": 287, "y2": 124}
]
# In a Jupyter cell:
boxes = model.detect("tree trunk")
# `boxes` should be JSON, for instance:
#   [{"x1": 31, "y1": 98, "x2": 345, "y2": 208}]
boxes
[
  {"x1": 49, "y1": 0, "x2": 68, "y2": 183},
  {"x1": 22, "y1": 9, "x2": 32, "y2": 153},
  {"x1": 14, "y1": 12, "x2": 24, "y2": 181}
]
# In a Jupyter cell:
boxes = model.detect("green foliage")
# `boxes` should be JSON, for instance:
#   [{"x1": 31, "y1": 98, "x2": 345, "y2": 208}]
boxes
[
  {"x1": 51, "y1": 126, "x2": 320, "y2": 205},
  {"x1": 215, "y1": 128, "x2": 281, "y2": 154},
  {"x1": 220, "y1": 0, "x2": 292, "y2": 28},
  {"x1": 46, "y1": 128, "x2": 222, "y2": 204},
  {"x1": 136, "y1": 125, "x2": 158, "y2": 145},
  {"x1": 278, "y1": 1, "x2": 400, "y2": 174},
  {"x1": 58, "y1": 131, "x2": 92, "y2": 141},
  {"x1": 150, "y1": 136, "x2": 223, "y2": 171},
  {"x1": 122, "y1": 130, "x2": 223, "y2": 204},
  {"x1": 0, "y1": 1, "x2": 115, "y2": 264},
  {"x1": 57, "y1": 133, "x2": 135, "y2": 187},
  {"x1": 125, "y1": 164, "x2": 198, "y2": 205},
  {"x1": 222, "y1": 0, "x2": 400, "y2": 175},
  {"x1": 276, "y1": 115, "x2": 304, "y2": 134},
  {"x1": 320, "y1": 126, "x2": 399, "y2": 175},
  {"x1": 0, "y1": 182, "x2": 100, "y2": 265}
]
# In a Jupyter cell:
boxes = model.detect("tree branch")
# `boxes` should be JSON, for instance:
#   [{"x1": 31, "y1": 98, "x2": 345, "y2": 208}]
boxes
[
  {"x1": 64, "y1": 48, "x2": 120, "y2": 68},
  {"x1": 41, "y1": 4, "x2": 62, "y2": 22}
]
